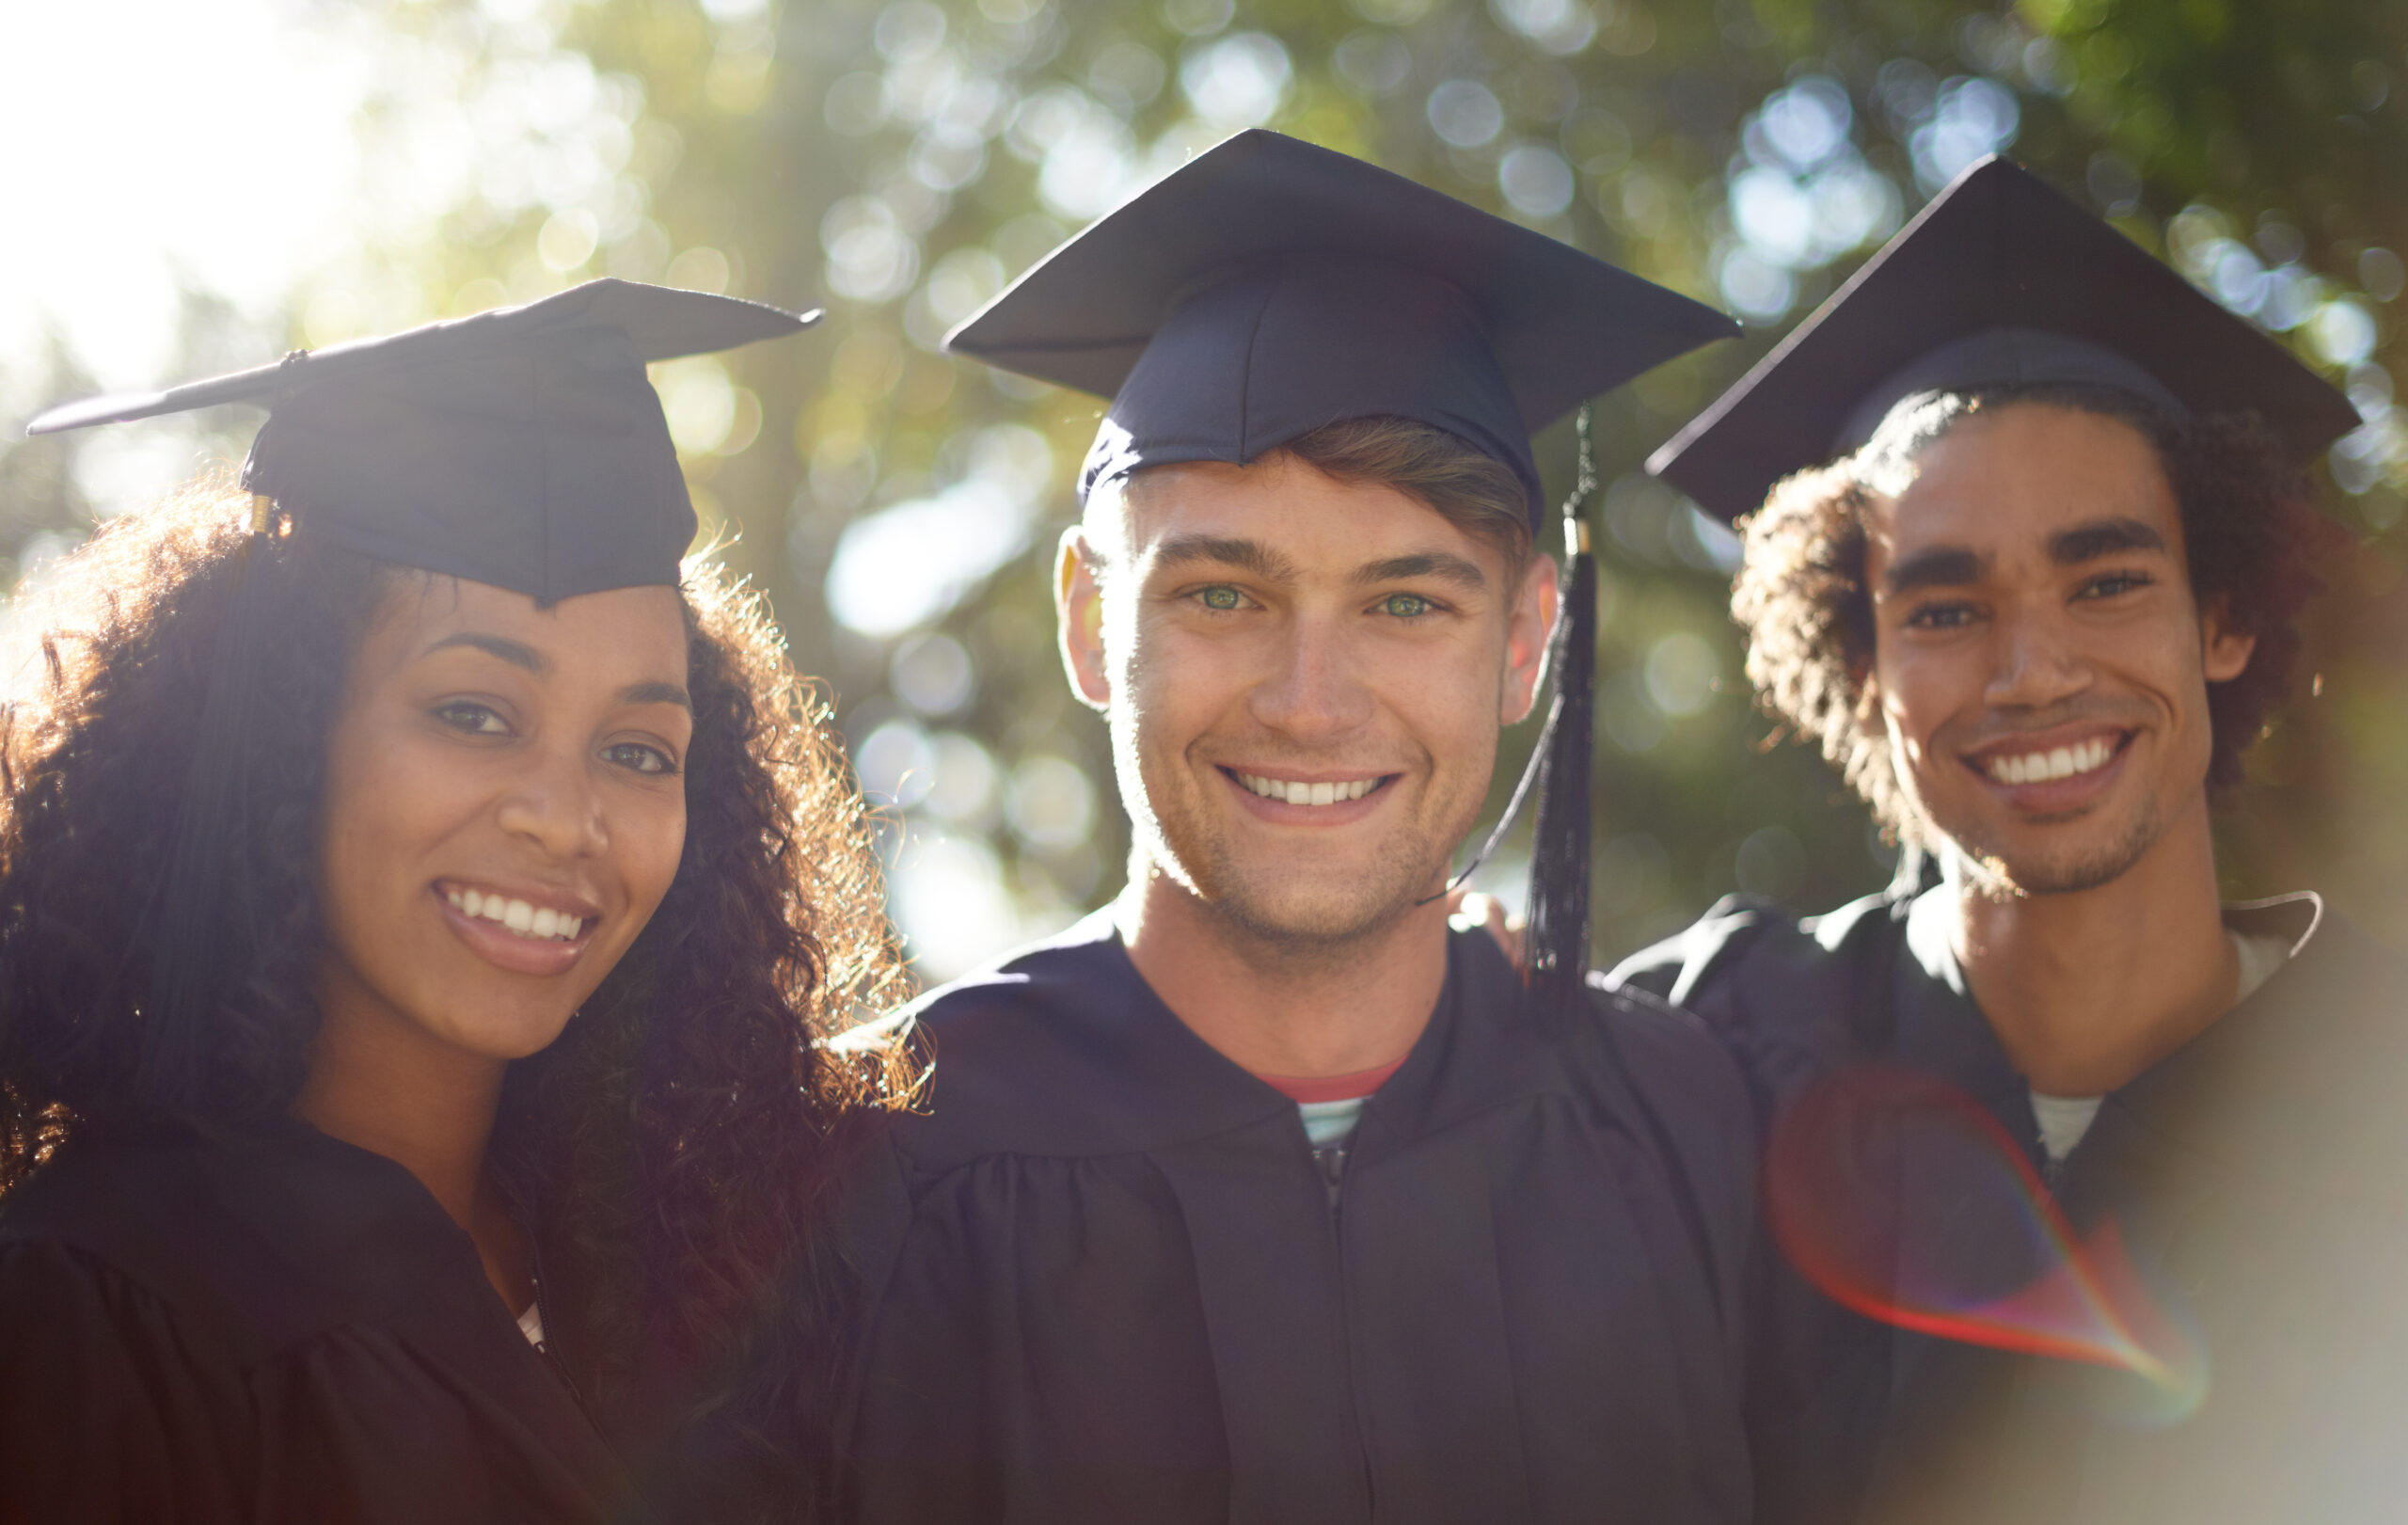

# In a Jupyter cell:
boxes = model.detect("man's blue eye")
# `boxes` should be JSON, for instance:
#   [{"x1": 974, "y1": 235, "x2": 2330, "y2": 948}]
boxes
[{"x1": 1199, "y1": 587, "x2": 1242, "y2": 611}]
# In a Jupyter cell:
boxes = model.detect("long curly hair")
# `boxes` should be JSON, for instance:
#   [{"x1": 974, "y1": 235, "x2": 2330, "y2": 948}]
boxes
[
  {"x1": 1732, "y1": 386, "x2": 2353, "y2": 846},
  {"x1": 0, "y1": 475, "x2": 915, "y2": 1521}
]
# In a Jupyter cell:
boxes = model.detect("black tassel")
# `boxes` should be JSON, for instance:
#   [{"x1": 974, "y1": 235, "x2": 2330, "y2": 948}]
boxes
[
  {"x1": 1522, "y1": 408, "x2": 1602, "y2": 1009},
  {"x1": 135, "y1": 495, "x2": 276, "y2": 1116}
]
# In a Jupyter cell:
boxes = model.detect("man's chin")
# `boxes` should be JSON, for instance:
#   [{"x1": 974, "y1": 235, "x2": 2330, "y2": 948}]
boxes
[
  {"x1": 1943, "y1": 813, "x2": 2160, "y2": 898},
  {"x1": 1180, "y1": 852, "x2": 1448, "y2": 947},
  {"x1": 1206, "y1": 882, "x2": 1418, "y2": 945}
]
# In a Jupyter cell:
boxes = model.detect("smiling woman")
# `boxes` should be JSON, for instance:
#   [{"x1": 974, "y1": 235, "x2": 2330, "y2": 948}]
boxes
[{"x1": 0, "y1": 284, "x2": 912, "y2": 1525}]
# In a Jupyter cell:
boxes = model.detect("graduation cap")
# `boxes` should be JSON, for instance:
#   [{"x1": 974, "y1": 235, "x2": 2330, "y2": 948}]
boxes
[
  {"x1": 950, "y1": 130, "x2": 1738, "y2": 1001},
  {"x1": 24, "y1": 278, "x2": 816, "y2": 1112},
  {"x1": 30, "y1": 278, "x2": 816, "y2": 597},
  {"x1": 950, "y1": 128, "x2": 1735, "y2": 523},
  {"x1": 1650, "y1": 154, "x2": 2361, "y2": 521}
]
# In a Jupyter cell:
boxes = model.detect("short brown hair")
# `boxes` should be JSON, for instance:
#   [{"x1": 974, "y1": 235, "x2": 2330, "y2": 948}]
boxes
[
  {"x1": 1279, "y1": 415, "x2": 1534, "y2": 569},
  {"x1": 1092, "y1": 416, "x2": 1534, "y2": 575},
  {"x1": 1732, "y1": 387, "x2": 2351, "y2": 844}
]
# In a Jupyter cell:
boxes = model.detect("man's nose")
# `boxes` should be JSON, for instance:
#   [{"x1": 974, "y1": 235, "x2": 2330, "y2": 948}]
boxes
[
  {"x1": 1984, "y1": 604, "x2": 2092, "y2": 710},
  {"x1": 1247, "y1": 616, "x2": 1376, "y2": 740}
]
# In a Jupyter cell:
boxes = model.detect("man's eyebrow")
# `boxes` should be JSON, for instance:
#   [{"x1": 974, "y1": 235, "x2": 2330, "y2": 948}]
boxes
[
  {"x1": 1150, "y1": 534, "x2": 1300, "y2": 581},
  {"x1": 1353, "y1": 552, "x2": 1490, "y2": 593},
  {"x1": 619, "y1": 680, "x2": 693, "y2": 712},
  {"x1": 1883, "y1": 546, "x2": 1987, "y2": 594},
  {"x1": 2050, "y1": 516, "x2": 2166, "y2": 565},
  {"x1": 424, "y1": 631, "x2": 546, "y2": 672}
]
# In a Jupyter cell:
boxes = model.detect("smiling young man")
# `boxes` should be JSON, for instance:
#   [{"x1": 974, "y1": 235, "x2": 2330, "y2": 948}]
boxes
[
  {"x1": 834, "y1": 131, "x2": 1766, "y2": 1524},
  {"x1": 1621, "y1": 157, "x2": 2408, "y2": 1524}
]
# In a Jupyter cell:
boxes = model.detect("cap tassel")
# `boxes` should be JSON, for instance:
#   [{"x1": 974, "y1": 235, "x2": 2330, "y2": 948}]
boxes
[
  {"x1": 1521, "y1": 409, "x2": 1602, "y2": 1008},
  {"x1": 135, "y1": 494, "x2": 277, "y2": 1115}
]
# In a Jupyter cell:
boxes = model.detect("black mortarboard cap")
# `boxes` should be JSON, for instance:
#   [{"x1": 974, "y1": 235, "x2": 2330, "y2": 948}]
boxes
[
  {"x1": 1650, "y1": 155, "x2": 2362, "y2": 521},
  {"x1": 952, "y1": 133, "x2": 1736, "y2": 1002},
  {"x1": 29, "y1": 278, "x2": 816, "y2": 596},
  {"x1": 948, "y1": 129, "x2": 1737, "y2": 522},
  {"x1": 23, "y1": 278, "x2": 814, "y2": 1118}
]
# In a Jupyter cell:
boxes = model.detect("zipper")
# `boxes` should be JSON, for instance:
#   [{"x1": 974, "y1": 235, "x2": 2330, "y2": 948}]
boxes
[
  {"x1": 1314, "y1": 1143, "x2": 1349, "y2": 1209},
  {"x1": 1320, "y1": 1137, "x2": 1379, "y2": 1521},
  {"x1": 514, "y1": 1200, "x2": 604, "y2": 1430}
]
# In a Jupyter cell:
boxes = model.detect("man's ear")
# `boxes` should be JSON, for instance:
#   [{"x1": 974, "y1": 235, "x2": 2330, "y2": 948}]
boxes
[
  {"x1": 2198, "y1": 594, "x2": 2257, "y2": 684},
  {"x1": 1057, "y1": 527, "x2": 1113, "y2": 711},
  {"x1": 1498, "y1": 551, "x2": 1560, "y2": 725}
]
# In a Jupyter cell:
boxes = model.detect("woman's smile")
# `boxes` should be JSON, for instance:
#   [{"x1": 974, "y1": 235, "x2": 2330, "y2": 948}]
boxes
[{"x1": 433, "y1": 879, "x2": 600, "y2": 977}]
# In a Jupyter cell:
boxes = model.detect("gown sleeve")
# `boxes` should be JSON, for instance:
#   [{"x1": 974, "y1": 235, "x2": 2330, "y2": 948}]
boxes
[{"x1": 0, "y1": 1239, "x2": 249, "y2": 1525}]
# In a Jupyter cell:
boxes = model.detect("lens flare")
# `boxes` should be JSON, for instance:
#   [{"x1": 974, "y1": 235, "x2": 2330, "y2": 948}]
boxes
[{"x1": 1765, "y1": 1064, "x2": 2208, "y2": 1422}]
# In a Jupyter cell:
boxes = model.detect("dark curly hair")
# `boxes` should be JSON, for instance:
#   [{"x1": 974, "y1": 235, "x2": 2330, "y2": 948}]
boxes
[
  {"x1": 1732, "y1": 385, "x2": 2352, "y2": 846},
  {"x1": 0, "y1": 475, "x2": 916, "y2": 1521}
]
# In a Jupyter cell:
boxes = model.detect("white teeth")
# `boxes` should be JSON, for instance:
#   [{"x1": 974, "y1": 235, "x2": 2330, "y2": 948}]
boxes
[
  {"x1": 1985, "y1": 737, "x2": 2114, "y2": 786},
  {"x1": 1234, "y1": 772, "x2": 1379, "y2": 806},
  {"x1": 446, "y1": 888, "x2": 584, "y2": 942}
]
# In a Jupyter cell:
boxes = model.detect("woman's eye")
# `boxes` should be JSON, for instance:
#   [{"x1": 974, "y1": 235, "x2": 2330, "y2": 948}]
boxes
[
  {"x1": 1196, "y1": 586, "x2": 1244, "y2": 612},
  {"x1": 433, "y1": 701, "x2": 509, "y2": 735},
  {"x1": 1377, "y1": 593, "x2": 1434, "y2": 618},
  {"x1": 604, "y1": 741, "x2": 676, "y2": 776}
]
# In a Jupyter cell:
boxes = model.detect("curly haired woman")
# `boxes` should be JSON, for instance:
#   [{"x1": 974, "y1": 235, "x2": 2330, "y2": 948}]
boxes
[{"x1": 0, "y1": 282, "x2": 912, "y2": 1525}]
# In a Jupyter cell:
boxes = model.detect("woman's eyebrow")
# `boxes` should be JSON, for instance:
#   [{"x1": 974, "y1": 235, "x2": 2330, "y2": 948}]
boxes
[
  {"x1": 420, "y1": 632, "x2": 686, "y2": 709},
  {"x1": 619, "y1": 681, "x2": 692, "y2": 712},
  {"x1": 422, "y1": 630, "x2": 545, "y2": 672}
]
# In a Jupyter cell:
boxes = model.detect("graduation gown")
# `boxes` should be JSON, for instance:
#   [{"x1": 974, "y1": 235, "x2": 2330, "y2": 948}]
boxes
[
  {"x1": 0, "y1": 1120, "x2": 641, "y2": 1525},
  {"x1": 838, "y1": 912, "x2": 1760, "y2": 1524},
  {"x1": 1614, "y1": 887, "x2": 2408, "y2": 1525}
]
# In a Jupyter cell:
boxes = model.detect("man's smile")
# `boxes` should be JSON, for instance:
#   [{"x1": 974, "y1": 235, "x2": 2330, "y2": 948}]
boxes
[
  {"x1": 1215, "y1": 764, "x2": 1403, "y2": 825},
  {"x1": 1957, "y1": 723, "x2": 2135, "y2": 815},
  {"x1": 1226, "y1": 769, "x2": 1397, "y2": 807}
]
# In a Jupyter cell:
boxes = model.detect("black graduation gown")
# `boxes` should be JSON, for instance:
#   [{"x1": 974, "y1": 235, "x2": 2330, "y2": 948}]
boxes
[
  {"x1": 838, "y1": 912, "x2": 1761, "y2": 1525},
  {"x1": 0, "y1": 1120, "x2": 642, "y2": 1525},
  {"x1": 1614, "y1": 887, "x2": 2408, "y2": 1525}
]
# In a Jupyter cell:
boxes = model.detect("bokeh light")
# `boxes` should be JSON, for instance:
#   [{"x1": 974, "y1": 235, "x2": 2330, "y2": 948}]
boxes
[{"x1": 7, "y1": 0, "x2": 2404, "y2": 992}]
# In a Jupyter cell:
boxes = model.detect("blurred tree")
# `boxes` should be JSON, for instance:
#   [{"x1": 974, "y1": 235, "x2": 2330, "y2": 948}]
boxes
[{"x1": 6, "y1": 0, "x2": 2403, "y2": 978}]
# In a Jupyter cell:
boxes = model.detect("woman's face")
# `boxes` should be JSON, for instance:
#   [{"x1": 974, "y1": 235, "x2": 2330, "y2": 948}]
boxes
[{"x1": 314, "y1": 575, "x2": 692, "y2": 1064}]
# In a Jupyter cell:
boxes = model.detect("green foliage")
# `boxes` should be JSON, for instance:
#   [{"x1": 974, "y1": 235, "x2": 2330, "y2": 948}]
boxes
[{"x1": 9, "y1": 0, "x2": 2406, "y2": 975}]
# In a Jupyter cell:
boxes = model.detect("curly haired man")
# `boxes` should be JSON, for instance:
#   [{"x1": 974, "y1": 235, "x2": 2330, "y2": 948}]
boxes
[{"x1": 1620, "y1": 157, "x2": 2408, "y2": 1525}]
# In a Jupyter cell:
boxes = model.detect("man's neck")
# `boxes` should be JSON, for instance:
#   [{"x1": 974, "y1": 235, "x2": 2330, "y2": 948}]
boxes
[
  {"x1": 1116, "y1": 866, "x2": 1450, "y2": 1078},
  {"x1": 1950, "y1": 799, "x2": 2239, "y2": 1097}
]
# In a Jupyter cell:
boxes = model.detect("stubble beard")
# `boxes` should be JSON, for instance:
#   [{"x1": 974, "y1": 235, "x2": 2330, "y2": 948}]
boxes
[
  {"x1": 1117, "y1": 723, "x2": 1464, "y2": 957},
  {"x1": 1939, "y1": 791, "x2": 2167, "y2": 900}
]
